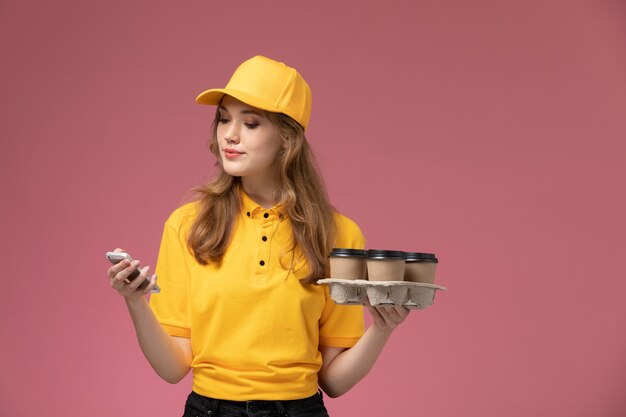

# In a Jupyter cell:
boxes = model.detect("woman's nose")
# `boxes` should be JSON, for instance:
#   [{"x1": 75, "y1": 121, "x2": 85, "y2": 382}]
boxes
[{"x1": 224, "y1": 125, "x2": 240, "y2": 144}]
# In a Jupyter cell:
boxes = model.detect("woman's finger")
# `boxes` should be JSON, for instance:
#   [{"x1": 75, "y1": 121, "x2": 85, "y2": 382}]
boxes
[
  {"x1": 110, "y1": 261, "x2": 141, "y2": 295},
  {"x1": 395, "y1": 305, "x2": 410, "y2": 319},
  {"x1": 127, "y1": 265, "x2": 150, "y2": 291},
  {"x1": 375, "y1": 306, "x2": 397, "y2": 328},
  {"x1": 113, "y1": 260, "x2": 141, "y2": 283},
  {"x1": 141, "y1": 274, "x2": 158, "y2": 295},
  {"x1": 365, "y1": 304, "x2": 387, "y2": 328},
  {"x1": 375, "y1": 305, "x2": 409, "y2": 329},
  {"x1": 108, "y1": 259, "x2": 131, "y2": 279},
  {"x1": 390, "y1": 305, "x2": 410, "y2": 322},
  {"x1": 384, "y1": 305, "x2": 408, "y2": 322}
]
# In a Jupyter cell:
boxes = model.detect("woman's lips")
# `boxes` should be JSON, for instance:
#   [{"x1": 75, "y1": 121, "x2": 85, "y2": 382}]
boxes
[{"x1": 223, "y1": 148, "x2": 244, "y2": 159}]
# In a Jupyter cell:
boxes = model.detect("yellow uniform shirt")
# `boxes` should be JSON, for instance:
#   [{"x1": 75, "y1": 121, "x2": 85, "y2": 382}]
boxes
[{"x1": 149, "y1": 190, "x2": 365, "y2": 400}]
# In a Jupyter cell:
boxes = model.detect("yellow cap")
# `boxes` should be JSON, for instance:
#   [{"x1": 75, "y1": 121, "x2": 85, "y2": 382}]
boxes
[{"x1": 196, "y1": 55, "x2": 312, "y2": 130}]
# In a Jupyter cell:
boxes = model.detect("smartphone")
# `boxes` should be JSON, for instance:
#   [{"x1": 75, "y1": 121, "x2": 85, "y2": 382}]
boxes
[{"x1": 106, "y1": 251, "x2": 160, "y2": 293}]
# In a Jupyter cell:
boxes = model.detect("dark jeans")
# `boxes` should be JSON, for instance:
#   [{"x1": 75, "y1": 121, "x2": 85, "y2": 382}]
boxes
[{"x1": 182, "y1": 390, "x2": 330, "y2": 417}]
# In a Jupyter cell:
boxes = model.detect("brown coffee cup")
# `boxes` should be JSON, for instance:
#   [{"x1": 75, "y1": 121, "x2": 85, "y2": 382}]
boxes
[
  {"x1": 329, "y1": 248, "x2": 367, "y2": 280},
  {"x1": 366, "y1": 250, "x2": 406, "y2": 281},
  {"x1": 404, "y1": 252, "x2": 438, "y2": 284}
]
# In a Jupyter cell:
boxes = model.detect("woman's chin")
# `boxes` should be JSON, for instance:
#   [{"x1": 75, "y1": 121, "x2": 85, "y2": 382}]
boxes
[{"x1": 222, "y1": 164, "x2": 246, "y2": 177}]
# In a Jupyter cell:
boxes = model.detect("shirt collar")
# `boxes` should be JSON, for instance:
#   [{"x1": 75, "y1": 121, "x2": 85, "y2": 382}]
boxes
[{"x1": 239, "y1": 188, "x2": 286, "y2": 220}]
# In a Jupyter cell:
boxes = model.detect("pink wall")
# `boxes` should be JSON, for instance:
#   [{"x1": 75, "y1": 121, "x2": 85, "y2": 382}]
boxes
[{"x1": 1, "y1": 0, "x2": 625, "y2": 415}]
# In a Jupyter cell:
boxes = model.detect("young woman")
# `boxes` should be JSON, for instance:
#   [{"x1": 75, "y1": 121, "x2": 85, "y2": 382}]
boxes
[{"x1": 107, "y1": 55, "x2": 409, "y2": 417}]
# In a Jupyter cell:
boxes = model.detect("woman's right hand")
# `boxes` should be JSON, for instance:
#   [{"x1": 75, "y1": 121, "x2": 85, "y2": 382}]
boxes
[
  {"x1": 107, "y1": 248, "x2": 157, "y2": 299},
  {"x1": 107, "y1": 249, "x2": 192, "y2": 383}
]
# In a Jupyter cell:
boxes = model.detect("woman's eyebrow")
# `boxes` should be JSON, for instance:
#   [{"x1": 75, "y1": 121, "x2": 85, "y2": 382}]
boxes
[{"x1": 240, "y1": 109, "x2": 265, "y2": 118}]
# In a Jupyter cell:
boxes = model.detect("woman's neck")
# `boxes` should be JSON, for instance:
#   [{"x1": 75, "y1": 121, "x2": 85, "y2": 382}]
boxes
[{"x1": 241, "y1": 174, "x2": 280, "y2": 209}]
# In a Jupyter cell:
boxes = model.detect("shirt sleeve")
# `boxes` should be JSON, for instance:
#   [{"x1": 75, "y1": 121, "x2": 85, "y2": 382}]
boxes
[
  {"x1": 318, "y1": 214, "x2": 366, "y2": 348},
  {"x1": 149, "y1": 207, "x2": 194, "y2": 338}
]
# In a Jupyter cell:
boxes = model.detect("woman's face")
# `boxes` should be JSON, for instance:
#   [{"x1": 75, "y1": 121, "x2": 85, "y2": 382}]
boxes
[{"x1": 216, "y1": 95, "x2": 284, "y2": 180}]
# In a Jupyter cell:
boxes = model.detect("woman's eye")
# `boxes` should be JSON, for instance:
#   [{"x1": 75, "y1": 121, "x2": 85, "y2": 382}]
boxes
[
  {"x1": 245, "y1": 122, "x2": 259, "y2": 129},
  {"x1": 218, "y1": 118, "x2": 230, "y2": 124}
]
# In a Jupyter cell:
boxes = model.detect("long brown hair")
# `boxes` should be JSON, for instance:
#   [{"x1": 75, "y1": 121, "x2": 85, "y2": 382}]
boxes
[{"x1": 187, "y1": 107, "x2": 336, "y2": 284}]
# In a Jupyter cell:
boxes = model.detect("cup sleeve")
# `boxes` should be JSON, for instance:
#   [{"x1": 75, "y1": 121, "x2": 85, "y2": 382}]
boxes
[{"x1": 149, "y1": 215, "x2": 192, "y2": 338}]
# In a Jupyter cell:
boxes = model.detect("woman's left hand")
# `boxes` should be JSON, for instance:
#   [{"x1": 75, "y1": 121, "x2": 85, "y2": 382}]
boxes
[{"x1": 365, "y1": 302, "x2": 410, "y2": 331}]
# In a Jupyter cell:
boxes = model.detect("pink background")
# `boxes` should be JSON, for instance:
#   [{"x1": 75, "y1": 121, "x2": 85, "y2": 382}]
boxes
[{"x1": 1, "y1": 0, "x2": 625, "y2": 416}]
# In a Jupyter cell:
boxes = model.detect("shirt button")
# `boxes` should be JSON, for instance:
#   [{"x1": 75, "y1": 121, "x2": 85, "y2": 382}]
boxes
[
  {"x1": 259, "y1": 260, "x2": 265, "y2": 266},
  {"x1": 263, "y1": 213, "x2": 269, "y2": 218},
  {"x1": 262, "y1": 236, "x2": 267, "y2": 242}
]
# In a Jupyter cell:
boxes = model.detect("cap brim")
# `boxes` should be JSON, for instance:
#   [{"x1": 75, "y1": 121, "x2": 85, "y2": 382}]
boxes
[{"x1": 196, "y1": 88, "x2": 282, "y2": 114}]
